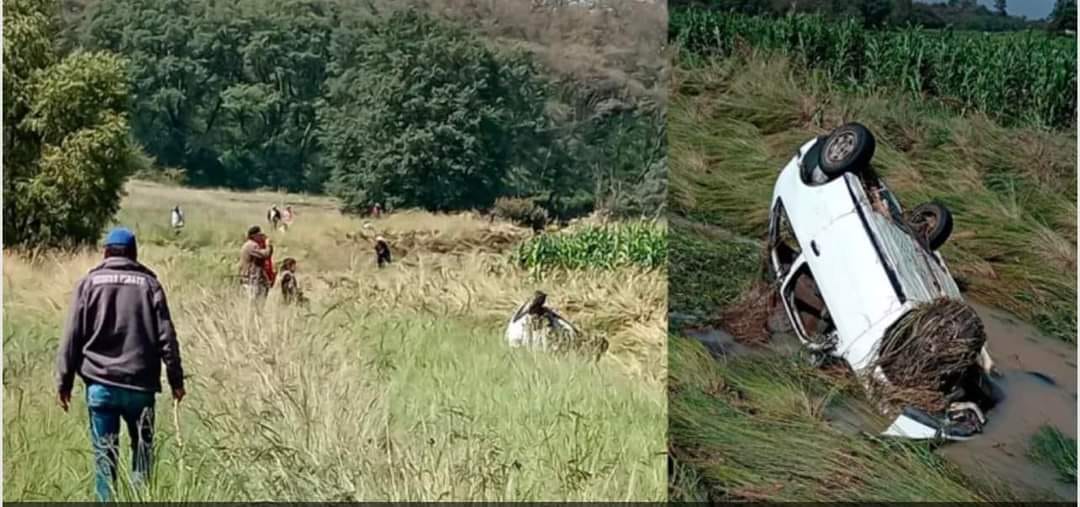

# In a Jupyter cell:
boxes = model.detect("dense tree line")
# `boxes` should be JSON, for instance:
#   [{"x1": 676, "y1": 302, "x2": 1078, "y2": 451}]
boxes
[
  {"x1": 65, "y1": 0, "x2": 664, "y2": 218},
  {"x1": 673, "y1": 0, "x2": 1076, "y2": 32}
]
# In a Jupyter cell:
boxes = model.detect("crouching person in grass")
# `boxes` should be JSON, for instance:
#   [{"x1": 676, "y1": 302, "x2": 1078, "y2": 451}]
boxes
[{"x1": 55, "y1": 227, "x2": 186, "y2": 502}]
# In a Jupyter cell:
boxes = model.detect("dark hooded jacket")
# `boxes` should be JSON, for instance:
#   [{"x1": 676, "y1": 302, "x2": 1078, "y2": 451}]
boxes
[{"x1": 55, "y1": 257, "x2": 184, "y2": 394}]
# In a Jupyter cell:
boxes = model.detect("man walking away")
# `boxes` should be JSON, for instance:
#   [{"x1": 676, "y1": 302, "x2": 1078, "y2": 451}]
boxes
[
  {"x1": 55, "y1": 227, "x2": 185, "y2": 502},
  {"x1": 240, "y1": 225, "x2": 274, "y2": 307}
]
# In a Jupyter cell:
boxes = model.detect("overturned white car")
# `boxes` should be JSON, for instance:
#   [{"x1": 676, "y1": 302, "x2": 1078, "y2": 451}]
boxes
[
  {"x1": 505, "y1": 291, "x2": 579, "y2": 350},
  {"x1": 768, "y1": 123, "x2": 997, "y2": 441}
]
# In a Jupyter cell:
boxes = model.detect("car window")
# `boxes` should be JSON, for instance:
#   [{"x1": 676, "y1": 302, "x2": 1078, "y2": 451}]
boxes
[
  {"x1": 770, "y1": 200, "x2": 800, "y2": 274},
  {"x1": 781, "y1": 263, "x2": 834, "y2": 340}
]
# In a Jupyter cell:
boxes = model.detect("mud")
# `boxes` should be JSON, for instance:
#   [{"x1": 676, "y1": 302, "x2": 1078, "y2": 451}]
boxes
[
  {"x1": 939, "y1": 304, "x2": 1077, "y2": 501},
  {"x1": 679, "y1": 302, "x2": 1077, "y2": 500}
]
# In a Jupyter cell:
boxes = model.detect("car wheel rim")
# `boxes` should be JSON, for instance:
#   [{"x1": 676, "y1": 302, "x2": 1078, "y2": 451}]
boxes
[
  {"x1": 825, "y1": 131, "x2": 857, "y2": 164},
  {"x1": 912, "y1": 210, "x2": 938, "y2": 230}
]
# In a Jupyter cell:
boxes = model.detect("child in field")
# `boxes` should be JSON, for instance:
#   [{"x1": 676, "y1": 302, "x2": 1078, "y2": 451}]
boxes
[{"x1": 278, "y1": 257, "x2": 306, "y2": 305}]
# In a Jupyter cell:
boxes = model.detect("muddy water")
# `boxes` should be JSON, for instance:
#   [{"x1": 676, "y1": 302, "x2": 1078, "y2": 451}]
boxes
[
  {"x1": 678, "y1": 304, "x2": 1077, "y2": 500},
  {"x1": 939, "y1": 304, "x2": 1077, "y2": 500}
]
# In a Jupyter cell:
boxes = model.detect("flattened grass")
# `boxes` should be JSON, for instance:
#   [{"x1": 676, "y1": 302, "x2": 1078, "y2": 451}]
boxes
[{"x1": 670, "y1": 54, "x2": 1077, "y2": 342}]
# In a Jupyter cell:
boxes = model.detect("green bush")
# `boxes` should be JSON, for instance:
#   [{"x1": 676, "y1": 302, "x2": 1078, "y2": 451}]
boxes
[
  {"x1": 514, "y1": 222, "x2": 666, "y2": 271},
  {"x1": 3, "y1": 0, "x2": 143, "y2": 249}
]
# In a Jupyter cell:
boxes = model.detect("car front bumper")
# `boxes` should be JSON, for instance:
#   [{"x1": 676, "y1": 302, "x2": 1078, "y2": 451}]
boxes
[{"x1": 882, "y1": 405, "x2": 985, "y2": 441}]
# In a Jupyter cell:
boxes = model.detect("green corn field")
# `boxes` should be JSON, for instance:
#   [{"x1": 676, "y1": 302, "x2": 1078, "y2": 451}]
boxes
[
  {"x1": 670, "y1": 9, "x2": 1077, "y2": 129},
  {"x1": 514, "y1": 222, "x2": 667, "y2": 271}
]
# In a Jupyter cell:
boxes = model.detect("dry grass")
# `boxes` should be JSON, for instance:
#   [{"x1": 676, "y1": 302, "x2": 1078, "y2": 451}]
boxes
[
  {"x1": 873, "y1": 299, "x2": 987, "y2": 413},
  {"x1": 3, "y1": 181, "x2": 666, "y2": 501}
]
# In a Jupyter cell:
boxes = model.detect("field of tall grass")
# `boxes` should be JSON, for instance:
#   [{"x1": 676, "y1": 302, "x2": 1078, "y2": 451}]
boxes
[
  {"x1": 667, "y1": 51, "x2": 1076, "y2": 501},
  {"x1": 3, "y1": 181, "x2": 667, "y2": 501},
  {"x1": 670, "y1": 10, "x2": 1077, "y2": 128}
]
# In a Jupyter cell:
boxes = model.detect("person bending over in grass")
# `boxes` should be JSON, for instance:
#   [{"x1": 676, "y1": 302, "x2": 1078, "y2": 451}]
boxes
[
  {"x1": 240, "y1": 225, "x2": 275, "y2": 308},
  {"x1": 55, "y1": 227, "x2": 186, "y2": 502},
  {"x1": 278, "y1": 257, "x2": 307, "y2": 306}
]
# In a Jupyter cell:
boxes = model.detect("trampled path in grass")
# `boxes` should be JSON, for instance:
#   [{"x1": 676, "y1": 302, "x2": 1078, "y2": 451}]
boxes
[{"x1": 3, "y1": 182, "x2": 667, "y2": 501}]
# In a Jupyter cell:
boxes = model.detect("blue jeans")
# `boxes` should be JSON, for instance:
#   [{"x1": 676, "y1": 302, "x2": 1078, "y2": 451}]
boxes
[{"x1": 85, "y1": 383, "x2": 156, "y2": 502}]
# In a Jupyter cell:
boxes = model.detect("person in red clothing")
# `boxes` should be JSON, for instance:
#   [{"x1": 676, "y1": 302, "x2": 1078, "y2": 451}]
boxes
[{"x1": 239, "y1": 226, "x2": 274, "y2": 308}]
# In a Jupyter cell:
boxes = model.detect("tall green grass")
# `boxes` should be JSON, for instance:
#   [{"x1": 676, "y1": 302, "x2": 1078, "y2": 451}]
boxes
[
  {"x1": 514, "y1": 223, "x2": 667, "y2": 271},
  {"x1": 3, "y1": 183, "x2": 667, "y2": 501},
  {"x1": 670, "y1": 10, "x2": 1077, "y2": 129},
  {"x1": 1029, "y1": 426, "x2": 1078, "y2": 484},
  {"x1": 668, "y1": 222, "x2": 760, "y2": 323},
  {"x1": 4, "y1": 310, "x2": 665, "y2": 501},
  {"x1": 670, "y1": 55, "x2": 1077, "y2": 341}
]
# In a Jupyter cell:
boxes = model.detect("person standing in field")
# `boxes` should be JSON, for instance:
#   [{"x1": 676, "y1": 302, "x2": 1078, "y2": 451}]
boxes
[
  {"x1": 170, "y1": 205, "x2": 184, "y2": 232},
  {"x1": 239, "y1": 225, "x2": 275, "y2": 307},
  {"x1": 278, "y1": 257, "x2": 307, "y2": 305},
  {"x1": 267, "y1": 205, "x2": 282, "y2": 231},
  {"x1": 375, "y1": 236, "x2": 392, "y2": 268},
  {"x1": 55, "y1": 227, "x2": 185, "y2": 502}
]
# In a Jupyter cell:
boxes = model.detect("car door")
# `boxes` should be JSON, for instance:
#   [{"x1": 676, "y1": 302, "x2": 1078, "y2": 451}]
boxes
[
  {"x1": 804, "y1": 174, "x2": 905, "y2": 356},
  {"x1": 778, "y1": 254, "x2": 813, "y2": 345}
]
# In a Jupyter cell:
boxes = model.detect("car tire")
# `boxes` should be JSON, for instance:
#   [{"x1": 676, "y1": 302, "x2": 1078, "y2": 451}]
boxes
[
  {"x1": 908, "y1": 201, "x2": 953, "y2": 250},
  {"x1": 819, "y1": 123, "x2": 876, "y2": 177}
]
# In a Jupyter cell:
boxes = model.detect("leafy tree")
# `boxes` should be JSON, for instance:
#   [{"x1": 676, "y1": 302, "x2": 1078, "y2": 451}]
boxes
[
  {"x1": 995, "y1": 0, "x2": 1007, "y2": 16},
  {"x1": 859, "y1": 0, "x2": 893, "y2": 27},
  {"x1": 79, "y1": 0, "x2": 336, "y2": 192},
  {"x1": 1051, "y1": 0, "x2": 1077, "y2": 32},
  {"x1": 320, "y1": 9, "x2": 554, "y2": 212},
  {"x1": 4, "y1": 0, "x2": 144, "y2": 248},
  {"x1": 67, "y1": 0, "x2": 664, "y2": 218}
]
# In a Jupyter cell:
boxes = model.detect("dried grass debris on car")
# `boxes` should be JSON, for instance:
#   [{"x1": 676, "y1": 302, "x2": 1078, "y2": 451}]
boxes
[{"x1": 872, "y1": 298, "x2": 987, "y2": 414}]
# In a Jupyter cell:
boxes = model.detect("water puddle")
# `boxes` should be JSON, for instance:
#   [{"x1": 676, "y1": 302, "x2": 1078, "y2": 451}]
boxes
[
  {"x1": 939, "y1": 304, "x2": 1076, "y2": 501},
  {"x1": 678, "y1": 303, "x2": 1077, "y2": 500}
]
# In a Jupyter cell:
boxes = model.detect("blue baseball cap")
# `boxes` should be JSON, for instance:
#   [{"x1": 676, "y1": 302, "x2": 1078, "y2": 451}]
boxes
[{"x1": 103, "y1": 227, "x2": 137, "y2": 248}]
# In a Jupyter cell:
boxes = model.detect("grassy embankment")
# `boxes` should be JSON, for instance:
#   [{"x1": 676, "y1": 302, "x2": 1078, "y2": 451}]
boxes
[
  {"x1": 3, "y1": 181, "x2": 667, "y2": 501},
  {"x1": 667, "y1": 48, "x2": 1076, "y2": 501}
]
